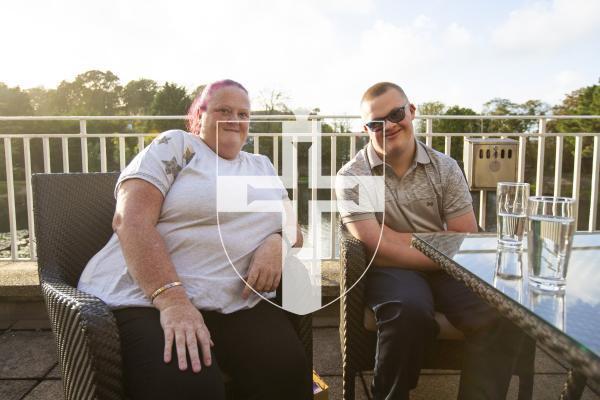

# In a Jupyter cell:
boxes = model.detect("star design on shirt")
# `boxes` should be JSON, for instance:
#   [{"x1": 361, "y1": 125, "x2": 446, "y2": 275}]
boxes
[
  {"x1": 183, "y1": 146, "x2": 196, "y2": 165},
  {"x1": 162, "y1": 157, "x2": 182, "y2": 178},
  {"x1": 156, "y1": 136, "x2": 172, "y2": 145}
]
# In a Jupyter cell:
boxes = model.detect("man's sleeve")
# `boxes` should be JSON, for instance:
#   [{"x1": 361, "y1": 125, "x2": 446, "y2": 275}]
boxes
[
  {"x1": 335, "y1": 171, "x2": 383, "y2": 225},
  {"x1": 442, "y1": 160, "x2": 474, "y2": 220}
]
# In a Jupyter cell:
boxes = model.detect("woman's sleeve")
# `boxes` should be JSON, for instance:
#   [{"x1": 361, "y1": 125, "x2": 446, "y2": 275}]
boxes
[{"x1": 114, "y1": 130, "x2": 194, "y2": 198}]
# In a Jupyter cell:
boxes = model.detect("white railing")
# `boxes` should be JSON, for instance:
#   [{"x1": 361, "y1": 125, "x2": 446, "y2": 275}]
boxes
[{"x1": 1, "y1": 114, "x2": 599, "y2": 261}]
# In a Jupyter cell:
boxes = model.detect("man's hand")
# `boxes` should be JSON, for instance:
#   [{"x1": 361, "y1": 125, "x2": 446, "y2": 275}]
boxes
[
  {"x1": 155, "y1": 289, "x2": 213, "y2": 373},
  {"x1": 242, "y1": 233, "x2": 283, "y2": 299}
]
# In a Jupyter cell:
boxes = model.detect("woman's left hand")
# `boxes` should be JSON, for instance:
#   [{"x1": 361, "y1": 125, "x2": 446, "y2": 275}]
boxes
[{"x1": 242, "y1": 233, "x2": 283, "y2": 299}]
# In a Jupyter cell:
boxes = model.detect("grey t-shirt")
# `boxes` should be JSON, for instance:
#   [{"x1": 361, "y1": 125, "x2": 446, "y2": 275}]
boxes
[
  {"x1": 78, "y1": 130, "x2": 285, "y2": 313},
  {"x1": 336, "y1": 140, "x2": 473, "y2": 233}
]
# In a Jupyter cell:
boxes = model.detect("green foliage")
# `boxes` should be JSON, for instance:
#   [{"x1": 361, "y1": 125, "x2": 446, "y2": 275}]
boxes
[
  {"x1": 150, "y1": 82, "x2": 192, "y2": 132},
  {"x1": 549, "y1": 81, "x2": 600, "y2": 161},
  {"x1": 0, "y1": 83, "x2": 33, "y2": 116},
  {"x1": 55, "y1": 70, "x2": 123, "y2": 115},
  {"x1": 416, "y1": 101, "x2": 445, "y2": 133},
  {"x1": 26, "y1": 87, "x2": 58, "y2": 115},
  {"x1": 481, "y1": 98, "x2": 549, "y2": 133},
  {"x1": 123, "y1": 79, "x2": 158, "y2": 115},
  {"x1": 191, "y1": 85, "x2": 206, "y2": 99},
  {"x1": 1, "y1": 71, "x2": 599, "y2": 187},
  {"x1": 417, "y1": 102, "x2": 479, "y2": 159}
]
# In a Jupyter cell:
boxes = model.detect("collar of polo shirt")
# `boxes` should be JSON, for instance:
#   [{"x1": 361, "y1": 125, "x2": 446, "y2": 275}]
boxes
[{"x1": 366, "y1": 139, "x2": 431, "y2": 170}]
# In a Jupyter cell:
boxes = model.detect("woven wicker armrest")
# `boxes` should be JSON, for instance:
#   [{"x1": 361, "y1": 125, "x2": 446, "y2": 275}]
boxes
[
  {"x1": 339, "y1": 226, "x2": 369, "y2": 293},
  {"x1": 41, "y1": 276, "x2": 125, "y2": 400},
  {"x1": 338, "y1": 225, "x2": 377, "y2": 377}
]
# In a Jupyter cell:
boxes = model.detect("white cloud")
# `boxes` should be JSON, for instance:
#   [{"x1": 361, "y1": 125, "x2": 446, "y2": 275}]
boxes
[
  {"x1": 358, "y1": 18, "x2": 439, "y2": 73},
  {"x1": 0, "y1": 1, "x2": 598, "y2": 115},
  {"x1": 492, "y1": 0, "x2": 600, "y2": 54},
  {"x1": 546, "y1": 69, "x2": 588, "y2": 103},
  {"x1": 313, "y1": 0, "x2": 375, "y2": 14},
  {"x1": 443, "y1": 23, "x2": 472, "y2": 48},
  {"x1": 413, "y1": 14, "x2": 436, "y2": 30}
]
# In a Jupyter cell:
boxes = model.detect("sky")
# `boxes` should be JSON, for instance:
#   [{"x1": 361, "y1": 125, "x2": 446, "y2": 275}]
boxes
[{"x1": 1, "y1": 0, "x2": 599, "y2": 114}]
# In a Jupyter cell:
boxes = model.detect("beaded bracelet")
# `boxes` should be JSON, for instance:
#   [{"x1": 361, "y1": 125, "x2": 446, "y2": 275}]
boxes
[{"x1": 150, "y1": 281, "x2": 183, "y2": 303}]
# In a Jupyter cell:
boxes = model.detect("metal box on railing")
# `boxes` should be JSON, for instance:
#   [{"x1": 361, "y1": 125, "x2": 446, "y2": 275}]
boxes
[{"x1": 463, "y1": 138, "x2": 519, "y2": 190}]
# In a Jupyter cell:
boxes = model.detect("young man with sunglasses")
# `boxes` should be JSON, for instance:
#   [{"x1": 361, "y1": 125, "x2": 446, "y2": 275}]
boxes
[{"x1": 336, "y1": 82, "x2": 526, "y2": 400}]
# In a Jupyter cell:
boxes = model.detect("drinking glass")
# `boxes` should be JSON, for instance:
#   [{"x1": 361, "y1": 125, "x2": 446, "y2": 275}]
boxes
[
  {"x1": 495, "y1": 248, "x2": 523, "y2": 279},
  {"x1": 527, "y1": 287, "x2": 566, "y2": 331},
  {"x1": 527, "y1": 196, "x2": 576, "y2": 291},
  {"x1": 497, "y1": 182, "x2": 529, "y2": 248}
]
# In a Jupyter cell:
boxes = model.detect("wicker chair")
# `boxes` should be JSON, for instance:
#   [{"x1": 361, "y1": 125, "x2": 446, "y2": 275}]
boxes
[
  {"x1": 338, "y1": 226, "x2": 535, "y2": 400},
  {"x1": 32, "y1": 172, "x2": 312, "y2": 400}
]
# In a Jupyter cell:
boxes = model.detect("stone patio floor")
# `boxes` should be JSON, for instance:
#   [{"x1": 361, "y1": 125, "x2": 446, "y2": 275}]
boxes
[{"x1": 1, "y1": 303, "x2": 599, "y2": 400}]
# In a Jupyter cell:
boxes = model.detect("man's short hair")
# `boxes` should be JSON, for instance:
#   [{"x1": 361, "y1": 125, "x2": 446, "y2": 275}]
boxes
[{"x1": 361, "y1": 82, "x2": 407, "y2": 104}]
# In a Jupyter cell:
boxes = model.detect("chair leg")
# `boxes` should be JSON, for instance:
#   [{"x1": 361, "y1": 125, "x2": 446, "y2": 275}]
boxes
[
  {"x1": 517, "y1": 372, "x2": 534, "y2": 400},
  {"x1": 358, "y1": 372, "x2": 372, "y2": 400},
  {"x1": 343, "y1": 368, "x2": 356, "y2": 400},
  {"x1": 559, "y1": 369, "x2": 587, "y2": 400}
]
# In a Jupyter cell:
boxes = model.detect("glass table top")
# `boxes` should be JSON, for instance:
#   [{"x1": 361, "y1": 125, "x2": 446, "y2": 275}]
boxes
[{"x1": 413, "y1": 232, "x2": 600, "y2": 361}]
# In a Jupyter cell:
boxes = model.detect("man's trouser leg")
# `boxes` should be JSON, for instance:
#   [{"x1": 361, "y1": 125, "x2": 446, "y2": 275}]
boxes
[
  {"x1": 429, "y1": 270, "x2": 526, "y2": 400},
  {"x1": 365, "y1": 268, "x2": 439, "y2": 400}
]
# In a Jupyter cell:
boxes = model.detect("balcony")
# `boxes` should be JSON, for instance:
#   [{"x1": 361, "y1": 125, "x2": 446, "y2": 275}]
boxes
[{"x1": 1, "y1": 114, "x2": 600, "y2": 399}]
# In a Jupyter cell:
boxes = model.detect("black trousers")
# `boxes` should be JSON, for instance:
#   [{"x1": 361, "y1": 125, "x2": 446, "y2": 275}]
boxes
[
  {"x1": 365, "y1": 267, "x2": 526, "y2": 400},
  {"x1": 113, "y1": 300, "x2": 312, "y2": 400}
]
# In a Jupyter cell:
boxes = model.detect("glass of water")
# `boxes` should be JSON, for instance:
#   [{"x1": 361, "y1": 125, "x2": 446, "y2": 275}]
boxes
[
  {"x1": 527, "y1": 196, "x2": 576, "y2": 291},
  {"x1": 527, "y1": 287, "x2": 566, "y2": 331},
  {"x1": 497, "y1": 182, "x2": 529, "y2": 248},
  {"x1": 495, "y1": 248, "x2": 523, "y2": 279}
]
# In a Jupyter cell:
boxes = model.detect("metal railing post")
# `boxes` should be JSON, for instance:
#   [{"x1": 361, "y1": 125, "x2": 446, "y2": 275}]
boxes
[
  {"x1": 425, "y1": 118, "x2": 433, "y2": 147},
  {"x1": 589, "y1": 135, "x2": 600, "y2": 231},
  {"x1": 80, "y1": 120, "x2": 89, "y2": 172},
  {"x1": 23, "y1": 138, "x2": 36, "y2": 259},
  {"x1": 535, "y1": 118, "x2": 546, "y2": 196},
  {"x1": 572, "y1": 136, "x2": 583, "y2": 230},
  {"x1": 3, "y1": 138, "x2": 17, "y2": 259},
  {"x1": 554, "y1": 135, "x2": 564, "y2": 196}
]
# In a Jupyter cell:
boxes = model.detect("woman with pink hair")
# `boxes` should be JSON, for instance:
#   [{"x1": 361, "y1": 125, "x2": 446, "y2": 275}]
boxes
[{"x1": 78, "y1": 79, "x2": 311, "y2": 399}]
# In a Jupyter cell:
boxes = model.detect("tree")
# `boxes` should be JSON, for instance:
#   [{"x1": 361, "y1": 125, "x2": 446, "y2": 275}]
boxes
[
  {"x1": 550, "y1": 82, "x2": 600, "y2": 136},
  {"x1": 258, "y1": 89, "x2": 290, "y2": 113},
  {"x1": 438, "y1": 106, "x2": 480, "y2": 161},
  {"x1": 150, "y1": 82, "x2": 192, "y2": 132},
  {"x1": 481, "y1": 98, "x2": 549, "y2": 133},
  {"x1": 416, "y1": 101, "x2": 445, "y2": 133},
  {"x1": 191, "y1": 85, "x2": 206, "y2": 99},
  {"x1": 0, "y1": 83, "x2": 33, "y2": 116},
  {"x1": 26, "y1": 87, "x2": 58, "y2": 115},
  {"x1": 123, "y1": 79, "x2": 158, "y2": 115},
  {"x1": 416, "y1": 102, "x2": 479, "y2": 157},
  {"x1": 549, "y1": 81, "x2": 600, "y2": 165},
  {"x1": 55, "y1": 70, "x2": 123, "y2": 115},
  {"x1": 482, "y1": 98, "x2": 527, "y2": 133}
]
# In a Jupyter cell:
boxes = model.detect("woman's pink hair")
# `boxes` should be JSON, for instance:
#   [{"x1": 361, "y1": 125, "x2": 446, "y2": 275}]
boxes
[{"x1": 186, "y1": 79, "x2": 248, "y2": 134}]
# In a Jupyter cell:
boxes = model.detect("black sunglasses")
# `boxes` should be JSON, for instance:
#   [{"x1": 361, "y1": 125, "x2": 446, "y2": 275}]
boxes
[{"x1": 364, "y1": 103, "x2": 409, "y2": 132}]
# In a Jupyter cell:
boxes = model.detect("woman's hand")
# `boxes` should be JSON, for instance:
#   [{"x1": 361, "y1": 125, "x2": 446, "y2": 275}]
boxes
[
  {"x1": 242, "y1": 233, "x2": 283, "y2": 299},
  {"x1": 155, "y1": 290, "x2": 213, "y2": 373}
]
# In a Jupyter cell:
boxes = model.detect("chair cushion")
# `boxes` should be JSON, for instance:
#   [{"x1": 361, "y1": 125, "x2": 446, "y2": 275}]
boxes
[{"x1": 363, "y1": 307, "x2": 464, "y2": 340}]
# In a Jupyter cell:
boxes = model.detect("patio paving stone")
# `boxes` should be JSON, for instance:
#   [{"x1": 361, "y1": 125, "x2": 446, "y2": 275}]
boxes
[
  {"x1": 10, "y1": 320, "x2": 50, "y2": 331},
  {"x1": 0, "y1": 380, "x2": 37, "y2": 400},
  {"x1": 22, "y1": 380, "x2": 63, "y2": 400},
  {"x1": 313, "y1": 327, "x2": 341, "y2": 376},
  {"x1": 0, "y1": 331, "x2": 56, "y2": 379},
  {"x1": 46, "y1": 365, "x2": 60, "y2": 379}
]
